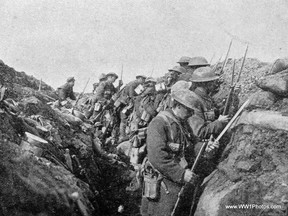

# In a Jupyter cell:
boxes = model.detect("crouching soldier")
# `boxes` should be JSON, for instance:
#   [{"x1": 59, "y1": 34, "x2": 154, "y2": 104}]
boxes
[
  {"x1": 141, "y1": 88, "x2": 204, "y2": 216},
  {"x1": 56, "y1": 77, "x2": 76, "y2": 108}
]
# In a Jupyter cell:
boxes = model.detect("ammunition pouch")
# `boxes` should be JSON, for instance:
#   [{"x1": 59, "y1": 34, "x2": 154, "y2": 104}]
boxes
[
  {"x1": 142, "y1": 158, "x2": 163, "y2": 200},
  {"x1": 204, "y1": 110, "x2": 216, "y2": 121},
  {"x1": 138, "y1": 127, "x2": 147, "y2": 140},
  {"x1": 122, "y1": 102, "x2": 134, "y2": 115},
  {"x1": 141, "y1": 110, "x2": 151, "y2": 123},
  {"x1": 114, "y1": 97, "x2": 126, "y2": 109},
  {"x1": 168, "y1": 142, "x2": 180, "y2": 152},
  {"x1": 94, "y1": 102, "x2": 102, "y2": 112},
  {"x1": 130, "y1": 144, "x2": 146, "y2": 164}
]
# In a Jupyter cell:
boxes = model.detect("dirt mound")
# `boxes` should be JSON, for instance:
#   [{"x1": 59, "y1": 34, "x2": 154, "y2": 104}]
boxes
[
  {"x1": 195, "y1": 58, "x2": 288, "y2": 216},
  {"x1": 0, "y1": 62, "x2": 137, "y2": 216}
]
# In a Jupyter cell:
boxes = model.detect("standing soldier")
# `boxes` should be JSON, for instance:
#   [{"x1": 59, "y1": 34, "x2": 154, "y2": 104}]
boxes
[
  {"x1": 56, "y1": 77, "x2": 76, "y2": 107},
  {"x1": 87, "y1": 72, "x2": 122, "y2": 120},
  {"x1": 118, "y1": 75, "x2": 146, "y2": 142},
  {"x1": 132, "y1": 77, "x2": 158, "y2": 129},
  {"x1": 188, "y1": 66, "x2": 229, "y2": 140},
  {"x1": 141, "y1": 88, "x2": 204, "y2": 216},
  {"x1": 154, "y1": 66, "x2": 186, "y2": 112},
  {"x1": 179, "y1": 56, "x2": 211, "y2": 87}
]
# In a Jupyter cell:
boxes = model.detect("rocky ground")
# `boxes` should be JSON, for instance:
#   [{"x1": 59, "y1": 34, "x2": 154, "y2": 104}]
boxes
[
  {"x1": 1, "y1": 57, "x2": 288, "y2": 216},
  {"x1": 0, "y1": 61, "x2": 140, "y2": 216},
  {"x1": 195, "y1": 58, "x2": 288, "y2": 216}
]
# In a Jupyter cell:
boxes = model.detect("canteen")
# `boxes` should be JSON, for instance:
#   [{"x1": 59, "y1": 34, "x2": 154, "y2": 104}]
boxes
[
  {"x1": 134, "y1": 84, "x2": 144, "y2": 95},
  {"x1": 155, "y1": 82, "x2": 166, "y2": 92},
  {"x1": 94, "y1": 102, "x2": 102, "y2": 111}
]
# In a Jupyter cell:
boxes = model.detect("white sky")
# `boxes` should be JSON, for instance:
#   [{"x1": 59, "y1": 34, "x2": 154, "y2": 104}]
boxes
[{"x1": 0, "y1": 0, "x2": 287, "y2": 91}]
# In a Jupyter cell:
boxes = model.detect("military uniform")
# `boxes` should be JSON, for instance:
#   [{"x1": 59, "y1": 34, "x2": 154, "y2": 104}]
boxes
[
  {"x1": 121, "y1": 80, "x2": 141, "y2": 100},
  {"x1": 118, "y1": 76, "x2": 146, "y2": 141},
  {"x1": 154, "y1": 66, "x2": 186, "y2": 112},
  {"x1": 93, "y1": 81, "x2": 117, "y2": 102},
  {"x1": 57, "y1": 83, "x2": 76, "y2": 101},
  {"x1": 188, "y1": 87, "x2": 225, "y2": 139},
  {"x1": 141, "y1": 109, "x2": 197, "y2": 216}
]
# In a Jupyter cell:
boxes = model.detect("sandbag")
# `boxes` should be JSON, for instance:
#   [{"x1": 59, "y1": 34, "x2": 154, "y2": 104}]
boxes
[
  {"x1": 248, "y1": 90, "x2": 277, "y2": 108},
  {"x1": 54, "y1": 109, "x2": 83, "y2": 126},
  {"x1": 256, "y1": 70, "x2": 288, "y2": 97},
  {"x1": 270, "y1": 58, "x2": 288, "y2": 74},
  {"x1": 236, "y1": 110, "x2": 288, "y2": 131}
]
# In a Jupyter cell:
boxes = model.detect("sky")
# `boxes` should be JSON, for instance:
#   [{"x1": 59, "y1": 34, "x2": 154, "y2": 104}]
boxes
[{"x1": 0, "y1": 0, "x2": 287, "y2": 92}]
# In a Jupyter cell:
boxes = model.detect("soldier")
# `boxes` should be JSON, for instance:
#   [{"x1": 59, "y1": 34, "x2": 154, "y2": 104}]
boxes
[
  {"x1": 187, "y1": 67, "x2": 231, "y2": 214},
  {"x1": 177, "y1": 56, "x2": 191, "y2": 70},
  {"x1": 141, "y1": 88, "x2": 202, "y2": 216},
  {"x1": 179, "y1": 56, "x2": 210, "y2": 82},
  {"x1": 86, "y1": 72, "x2": 122, "y2": 119},
  {"x1": 188, "y1": 56, "x2": 210, "y2": 73},
  {"x1": 188, "y1": 66, "x2": 229, "y2": 140},
  {"x1": 154, "y1": 66, "x2": 186, "y2": 112},
  {"x1": 132, "y1": 77, "x2": 158, "y2": 129},
  {"x1": 118, "y1": 75, "x2": 146, "y2": 142},
  {"x1": 92, "y1": 73, "x2": 106, "y2": 93},
  {"x1": 57, "y1": 77, "x2": 76, "y2": 104}
]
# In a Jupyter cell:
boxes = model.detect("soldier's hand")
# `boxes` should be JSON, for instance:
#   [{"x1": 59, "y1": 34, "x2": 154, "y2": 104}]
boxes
[
  {"x1": 206, "y1": 140, "x2": 219, "y2": 153},
  {"x1": 119, "y1": 80, "x2": 123, "y2": 86},
  {"x1": 218, "y1": 115, "x2": 229, "y2": 123},
  {"x1": 184, "y1": 170, "x2": 199, "y2": 185}
]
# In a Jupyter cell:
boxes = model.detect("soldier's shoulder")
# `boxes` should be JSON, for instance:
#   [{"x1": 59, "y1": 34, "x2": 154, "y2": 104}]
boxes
[
  {"x1": 148, "y1": 113, "x2": 168, "y2": 129},
  {"x1": 58, "y1": 83, "x2": 68, "y2": 90}
]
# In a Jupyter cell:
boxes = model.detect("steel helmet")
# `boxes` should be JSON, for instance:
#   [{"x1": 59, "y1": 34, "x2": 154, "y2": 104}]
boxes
[
  {"x1": 106, "y1": 72, "x2": 118, "y2": 79},
  {"x1": 67, "y1": 77, "x2": 75, "y2": 82},
  {"x1": 99, "y1": 73, "x2": 106, "y2": 81},
  {"x1": 177, "y1": 56, "x2": 191, "y2": 64},
  {"x1": 136, "y1": 75, "x2": 147, "y2": 79},
  {"x1": 171, "y1": 81, "x2": 192, "y2": 94},
  {"x1": 171, "y1": 89, "x2": 199, "y2": 110},
  {"x1": 168, "y1": 66, "x2": 186, "y2": 74},
  {"x1": 145, "y1": 77, "x2": 157, "y2": 83},
  {"x1": 190, "y1": 66, "x2": 219, "y2": 82},
  {"x1": 188, "y1": 56, "x2": 210, "y2": 67}
]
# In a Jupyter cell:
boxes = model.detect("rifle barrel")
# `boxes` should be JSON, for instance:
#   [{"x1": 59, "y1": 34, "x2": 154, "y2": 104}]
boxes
[
  {"x1": 231, "y1": 59, "x2": 236, "y2": 85},
  {"x1": 212, "y1": 55, "x2": 222, "y2": 73},
  {"x1": 222, "y1": 59, "x2": 236, "y2": 115},
  {"x1": 191, "y1": 140, "x2": 208, "y2": 172},
  {"x1": 216, "y1": 99, "x2": 250, "y2": 142},
  {"x1": 120, "y1": 64, "x2": 124, "y2": 81},
  {"x1": 75, "y1": 78, "x2": 90, "y2": 106},
  {"x1": 210, "y1": 53, "x2": 215, "y2": 65},
  {"x1": 236, "y1": 45, "x2": 249, "y2": 83},
  {"x1": 219, "y1": 39, "x2": 233, "y2": 74}
]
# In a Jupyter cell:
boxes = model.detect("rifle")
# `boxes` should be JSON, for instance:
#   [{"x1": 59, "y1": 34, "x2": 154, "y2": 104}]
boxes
[
  {"x1": 171, "y1": 137, "x2": 210, "y2": 216},
  {"x1": 72, "y1": 154, "x2": 99, "y2": 195},
  {"x1": 171, "y1": 99, "x2": 251, "y2": 216},
  {"x1": 222, "y1": 45, "x2": 249, "y2": 115},
  {"x1": 209, "y1": 53, "x2": 215, "y2": 65},
  {"x1": 75, "y1": 78, "x2": 90, "y2": 107},
  {"x1": 212, "y1": 55, "x2": 223, "y2": 73},
  {"x1": 219, "y1": 39, "x2": 233, "y2": 75},
  {"x1": 118, "y1": 64, "x2": 124, "y2": 90},
  {"x1": 222, "y1": 59, "x2": 236, "y2": 115},
  {"x1": 150, "y1": 64, "x2": 155, "y2": 77}
]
